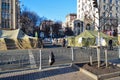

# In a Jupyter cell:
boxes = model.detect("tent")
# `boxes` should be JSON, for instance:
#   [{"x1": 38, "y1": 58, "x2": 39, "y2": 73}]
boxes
[
  {"x1": 67, "y1": 36, "x2": 75, "y2": 47},
  {"x1": 67, "y1": 30, "x2": 116, "y2": 47},
  {"x1": 118, "y1": 35, "x2": 120, "y2": 45},
  {"x1": 0, "y1": 29, "x2": 41, "y2": 50}
]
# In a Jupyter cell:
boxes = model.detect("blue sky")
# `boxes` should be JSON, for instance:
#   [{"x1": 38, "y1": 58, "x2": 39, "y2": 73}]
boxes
[{"x1": 20, "y1": 0, "x2": 77, "y2": 22}]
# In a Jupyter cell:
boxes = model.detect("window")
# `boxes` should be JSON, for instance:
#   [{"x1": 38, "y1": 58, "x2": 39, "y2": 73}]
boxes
[
  {"x1": 116, "y1": 0, "x2": 118, "y2": 5},
  {"x1": 110, "y1": 13, "x2": 112, "y2": 17},
  {"x1": 1, "y1": 10, "x2": 10, "y2": 28},
  {"x1": 110, "y1": 6, "x2": 112, "y2": 11},
  {"x1": 103, "y1": 0, "x2": 106, "y2": 3},
  {"x1": 1, "y1": 19, "x2": 9, "y2": 28},
  {"x1": 104, "y1": 19, "x2": 106, "y2": 23},
  {"x1": 103, "y1": 5, "x2": 106, "y2": 10},
  {"x1": 2, "y1": 2, "x2": 10, "y2": 10},
  {"x1": 103, "y1": 12, "x2": 105, "y2": 17},
  {"x1": 1, "y1": 12, "x2": 10, "y2": 19},
  {"x1": 116, "y1": 7, "x2": 118, "y2": 11},
  {"x1": 109, "y1": 0, "x2": 112, "y2": 4}
]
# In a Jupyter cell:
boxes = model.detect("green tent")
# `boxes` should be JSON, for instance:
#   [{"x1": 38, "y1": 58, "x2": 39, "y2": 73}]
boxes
[
  {"x1": 0, "y1": 29, "x2": 40, "y2": 50},
  {"x1": 118, "y1": 35, "x2": 120, "y2": 45},
  {"x1": 77, "y1": 30, "x2": 111, "y2": 38},
  {"x1": 68, "y1": 30, "x2": 113, "y2": 47},
  {"x1": 67, "y1": 36, "x2": 75, "y2": 47}
]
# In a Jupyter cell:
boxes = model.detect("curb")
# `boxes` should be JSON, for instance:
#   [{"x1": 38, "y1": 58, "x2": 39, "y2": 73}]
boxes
[{"x1": 72, "y1": 64, "x2": 120, "y2": 80}]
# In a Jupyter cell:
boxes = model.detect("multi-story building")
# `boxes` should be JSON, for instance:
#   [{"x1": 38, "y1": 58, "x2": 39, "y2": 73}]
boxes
[
  {"x1": 77, "y1": 0, "x2": 95, "y2": 31},
  {"x1": 0, "y1": 0, "x2": 20, "y2": 29},
  {"x1": 40, "y1": 20, "x2": 54, "y2": 31},
  {"x1": 65, "y1": 13, "x2": 77, "y2": 30},
  {"x1": 100, "y1": 0, "x2": 119, "y2": 34},
  {"x1": 118, "y1": 0, "x2": 120, "y2": 25},
  {"x1": 63, "y1": 13, "x2": 84, "y2": 35},
  {"x1": 77, "y1": 0, "x2": 120, "y2": 35}
]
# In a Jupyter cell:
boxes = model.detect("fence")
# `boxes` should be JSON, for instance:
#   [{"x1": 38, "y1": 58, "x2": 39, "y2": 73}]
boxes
[{"x1": 0, "y1": 47, "x2": 119, "y2": 73}]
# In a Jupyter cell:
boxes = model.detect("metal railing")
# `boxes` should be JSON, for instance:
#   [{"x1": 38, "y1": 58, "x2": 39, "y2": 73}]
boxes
[{"x1": 0, "y1": 47, "x2": 119, "y2": 73}]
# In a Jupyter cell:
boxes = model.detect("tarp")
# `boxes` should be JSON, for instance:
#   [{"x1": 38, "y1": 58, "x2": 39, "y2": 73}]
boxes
[
  {"x1": 67, "y1": 30, "x2": 117, "y2": 47},
  {"x1": 0, "y1": 29, "x2": 41, "y2": 50}
]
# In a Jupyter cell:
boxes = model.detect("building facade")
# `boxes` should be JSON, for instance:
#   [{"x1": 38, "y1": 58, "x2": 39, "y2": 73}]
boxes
[
  {"x1": 77, "y1": 0, "x2": 95, "y2": 30},
  {"x1": 77, "y1": 0, "x2": 120, "y2": 35},
  {"x1": 100, "y1": 0, "x2": 119, "y2": 34},
  {"x1": 73, "y1": 19, "x2": 84, "y2": 35},
  {"x1": 63, "y1": 13, "x2": 84, "y2": 35},
  {"x1": 0, "y1": 0, "x2": 20, "y2": 29},
  {"x1": 65, "y1": 13, "x2": 77, "y2": 30}
]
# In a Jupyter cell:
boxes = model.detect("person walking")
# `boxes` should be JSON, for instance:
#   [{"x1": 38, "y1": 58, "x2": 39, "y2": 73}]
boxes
[
  {"x1": 62, "y1": 38, "x2": 66, "y2": 47},
  {"x1": 49, "y1": 51, "x2": 55, "y2": 65},
  {"x1": 108, "y1": 39, "x2": 113, "y2": 50}
]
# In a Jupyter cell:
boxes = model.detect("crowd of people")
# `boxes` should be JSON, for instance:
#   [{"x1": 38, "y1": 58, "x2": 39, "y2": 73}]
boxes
[{"x1": 103, "y1": 30, "x2": 117, "y2": 37}]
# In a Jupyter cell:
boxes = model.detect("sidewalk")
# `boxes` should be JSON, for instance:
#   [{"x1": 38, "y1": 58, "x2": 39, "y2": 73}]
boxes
[
  {"x1": 1, "y1": 65, "x2": 120, "y2": 80},
  {"x1": 105, "y1": 77, "x2": 120, "y2": 80},
  {"x1": 0, "y1": 66, "x2": 94, "y2": 80}
]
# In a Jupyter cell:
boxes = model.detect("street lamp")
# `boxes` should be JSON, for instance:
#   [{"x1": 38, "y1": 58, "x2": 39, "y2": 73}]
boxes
[
  {"x1": 49, "y1": 20, "x2": 53, "y2": 43},
  {"x1": 50, "y1": 25, "x2": 53, "y2": 42}
]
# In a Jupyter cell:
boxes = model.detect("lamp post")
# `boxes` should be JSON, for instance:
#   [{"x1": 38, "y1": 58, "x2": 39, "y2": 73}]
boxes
[
  {"x1": 49, "y1": 20, "x2": 53, "y2": 43},
  {"x1": 50, "y1": 25, "x2": 53, "y2": 43}
]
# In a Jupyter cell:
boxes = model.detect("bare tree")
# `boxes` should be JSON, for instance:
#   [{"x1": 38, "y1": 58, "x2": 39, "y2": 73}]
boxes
[
  {"x1": 64, "y1": 27, "x2": 74, "y2": 36},
  {"x1": 52, "y1": 21, "x2": 62, "y2": 37},
  {"x1": 20, "y1": 10, "x2": 41, "y2": 36}
]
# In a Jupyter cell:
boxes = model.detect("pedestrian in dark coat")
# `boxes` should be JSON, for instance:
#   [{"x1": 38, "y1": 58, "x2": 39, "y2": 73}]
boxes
[
  {"x1": 62, "y1": 39, "x2": 66, "y2": 47},
  {"x1": 108, "y1": 39, "x2": 113, "y2": 50},
  {"x1": 49, "y1": 51, "x2": 55, "y2": 65}
]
